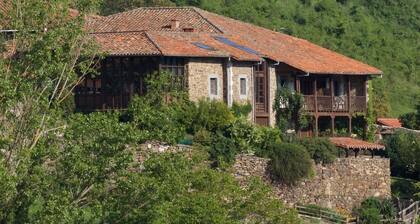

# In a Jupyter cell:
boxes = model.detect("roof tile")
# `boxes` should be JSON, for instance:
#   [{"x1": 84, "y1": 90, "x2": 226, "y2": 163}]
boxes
[
  {"x1": 377, "y1": 118, "x2": 402, "y2": 128},
  {"x1": 89, "y1": 7, "x2": 382, "y2": 75},
  {"x1": 330, "y1": 137, "x2": 385, "y2": 150}
]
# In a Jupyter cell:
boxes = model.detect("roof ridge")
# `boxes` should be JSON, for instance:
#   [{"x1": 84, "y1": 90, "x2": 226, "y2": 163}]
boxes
[
  {"x1": 104, "y1": 6, "x2": 197, "y2": 18},
  {"x1": 144, "y1": 31, "x2": 163, "y2": 55},
  {"x1": 89, "y1": 30, "x2": 147, "y2": 35},
  {"x1": 191, "y1": 7, "x2": 224, "y2": 34}
]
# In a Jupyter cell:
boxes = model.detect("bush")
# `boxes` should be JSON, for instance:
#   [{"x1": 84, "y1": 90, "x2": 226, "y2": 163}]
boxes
[
  {"x1": 208, "y1": 132, "x2": 238, "y2": 168},
  {"x1": 193, "y1": 128, "x2": 212, "y2": 146},
  {"x1": 126, "y1": 96, "x2": 188, "y2": 144},
  {"x1": 358, "y1": 207, "x2": 381, "y2": 224},
  {"x1": 231, "y1": 101, "x2": 252, "y2": 118},
  {"x1": 273, "y1": 88, "x2": 307, "y2": 132},
  {"x1": 254, "y1": 127, "x2": 282, "y2": 157},
  {"x1": 296, "y1": 137, "x2": 338, "y2": 164},
  {"x1": 268, "y1": 143, "x2": 313, "y2": 185},
  {"x1": 225, "y1": 118, "x2": 258, "y2": 154},
  {"x1": 356, "y1": 197, "x2": 397, "y2": 223},
  {"x1": 192, "y1": 99, "x2": 235, "y2": 133},
  {"x1": 124, "y1": 72, "x2": 195, "y2": 144}
]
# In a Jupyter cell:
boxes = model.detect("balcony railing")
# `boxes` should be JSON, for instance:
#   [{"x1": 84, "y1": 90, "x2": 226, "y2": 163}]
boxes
[{"x1": 303, "y1": 95, "x2": 366, "y2": 113}]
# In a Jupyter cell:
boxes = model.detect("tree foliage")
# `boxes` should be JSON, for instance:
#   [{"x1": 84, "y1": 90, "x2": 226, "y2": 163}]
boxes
[
  {"x1": 296, "y1": 137, "x2": 338, "y2": 164},
  {"x1": 385, "y1": 131, "x2": 420, "y2": 180},
  {"x1": 103, "y1": 151, "x2": 301, "y2": 223},
  {"x1": 273, "y1": 88, "x2": 307, "y2": 133}
]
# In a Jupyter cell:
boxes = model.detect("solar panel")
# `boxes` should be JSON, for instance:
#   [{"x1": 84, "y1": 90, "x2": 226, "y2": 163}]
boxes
[
  {"x1": 213, "y1": 36, "x2": 259, "y2": 55},
  {"x1": 192, "y1": 42, "x2": 216, "y2": 51}
]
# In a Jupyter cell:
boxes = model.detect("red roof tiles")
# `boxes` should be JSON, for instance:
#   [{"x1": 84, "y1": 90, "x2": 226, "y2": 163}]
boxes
[
  {"x1": 92, "y1": 32, "x2": 161, "y2": 56},
  {"x1": 89, "y1": 7, "x2": 382, "y2": 75},
  {"x1": 377, "y1": 118, "x2": 402, "y2": 128},
  {"x1": 330, "y1": 137, "x2": 385, "y2": 150},
  {"x1": 91, "y1": 7, "x2": 221, "y2": 34}
]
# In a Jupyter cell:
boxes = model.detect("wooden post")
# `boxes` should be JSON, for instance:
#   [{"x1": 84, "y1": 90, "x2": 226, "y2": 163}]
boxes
[
  {"x1": 331, "y1": 116, "x2": 335, "y2": 136},
  {"x1": 330, "y1": 78, "x2": 334, "y2": 111},
  {"x1": 347, "y1": 76, "x2": 351, "y2": 113},
  {"x1": 296, "y1": 76, "x2": 301, "y2": 93},
  {"x1": 314, "y1": 79, "x2": 318, "y2": 113},
  {"x1": 315, "y1": 115, "x2": 319, "y2": 137},
  {"x1": 348, "y1": 116, "x2": 352, "y2": 136}
]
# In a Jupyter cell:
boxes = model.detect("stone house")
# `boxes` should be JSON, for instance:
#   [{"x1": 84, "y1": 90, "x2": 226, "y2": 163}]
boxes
[{"x1": 3, "y1": 6, "x2": 384, "y2": 135}]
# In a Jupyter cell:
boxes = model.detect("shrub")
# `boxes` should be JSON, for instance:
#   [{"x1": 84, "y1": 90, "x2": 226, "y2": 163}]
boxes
[
  {"x1": 208, "y1": 132, "x2": 238, "y2": 168},
  {"x1": 193, "y1": 128, "x2": 212, "y2": 146},
  {"x1": 192, "y1": 99, "x2": 235, "y2": 133},
  {"x1": 273, "y1": 88, "x2": 307, "y2": 132},
  {"x1": 296, "y1": 137, "x2": 338, "y2": 164},
  {"x1": 126, "y1": 96, "x2": 187, "y2": 144},
  {"x1": 124, "y1": 72, "x2": 195, "y2": 144},
  {"x1": 254, "y1": 127, "x2": 282, "y2": 158},
  {"x1": 225, "y1": 118, "x2": 258, "y2": 154},
  {"x1": 231, "y1": 102, "x2": 252, "y2": 118},
  {"x1": 356, "y1": 197, "x2": 397, "y2": 223},
  {"x1": 268, "y1": 143, "x2": 313, "y2": 185},
  {"x1": 358, "y1": 207, "x2": 381, "y2": 224}
]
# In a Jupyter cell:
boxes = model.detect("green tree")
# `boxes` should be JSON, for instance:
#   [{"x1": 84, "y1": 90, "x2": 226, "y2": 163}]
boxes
[{"x1": 103, "y1": 151, "x2": 302, "y2": 223}]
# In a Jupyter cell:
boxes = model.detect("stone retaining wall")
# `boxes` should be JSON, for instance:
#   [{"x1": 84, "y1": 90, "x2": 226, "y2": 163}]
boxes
[{"x1": 233, "y1": 154, "x2": 391, "y2": 212}]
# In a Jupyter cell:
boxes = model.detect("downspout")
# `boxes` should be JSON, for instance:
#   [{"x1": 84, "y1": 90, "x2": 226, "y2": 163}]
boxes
[{"x1": 227, "y1": 57, "x2": 233, "y2": 107}]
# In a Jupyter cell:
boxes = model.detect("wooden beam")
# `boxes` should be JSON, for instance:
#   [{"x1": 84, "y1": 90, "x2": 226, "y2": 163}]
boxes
[
  {"x1": 330, "y1": 78, "x2": 334, "y2": 111},
  {"x1": 348, "y1": 116, "x2": 352, "y2": 136},
  {"x1": 314, "y1": 79, "x2": 318, "y2": 113},
  {"x1": 347, "y1": 76, "x2": 351, "y2": 113}
]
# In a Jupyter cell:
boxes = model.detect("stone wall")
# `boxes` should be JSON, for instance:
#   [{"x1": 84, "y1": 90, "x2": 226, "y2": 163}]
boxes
[
  {"x1": 233, "y1": 154, "x2": 391, "y2": 212},
  {"x1": 187, "y1": 58, "x2": 224, "y2": 101},
  {"x1": 232, "y1": 61, "x2": 254, "y2": 121}
]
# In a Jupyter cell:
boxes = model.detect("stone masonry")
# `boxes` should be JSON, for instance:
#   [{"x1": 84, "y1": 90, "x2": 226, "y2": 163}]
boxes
[
  {"x1": 187, "y1": 58, "x2": 224, "y2": 101},
  {"x1": 233, "y1": 154, "x2": 391, "y2": 212}
]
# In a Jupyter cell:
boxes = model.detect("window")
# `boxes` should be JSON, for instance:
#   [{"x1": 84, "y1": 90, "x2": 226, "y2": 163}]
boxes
[
  {"x1": 160, "y1": 57, "x2": 186, "y2": 87},
  {"x1": 276, "y1": 73, "x2": 295, "y2": 92},
  {"x1": 209, "y1": 77, "x2": 218, "y2": 96},
  {"x1": 239, "y1": 77, "x2": 247, "y2": 96}
]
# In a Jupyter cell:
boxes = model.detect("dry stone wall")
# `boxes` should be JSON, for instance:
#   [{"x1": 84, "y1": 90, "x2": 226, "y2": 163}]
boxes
[{"x1": 233, "y1": 154, "x2": 391, "y2": 212}]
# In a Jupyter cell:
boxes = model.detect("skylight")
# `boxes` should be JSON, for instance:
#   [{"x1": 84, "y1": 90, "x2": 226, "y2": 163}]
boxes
[
  {"x1": 192, "y1": 42, "x2": 216, "y2": 51},
  {"x1": 213, "y1": 36, "x2": 259, "y2": 55}
]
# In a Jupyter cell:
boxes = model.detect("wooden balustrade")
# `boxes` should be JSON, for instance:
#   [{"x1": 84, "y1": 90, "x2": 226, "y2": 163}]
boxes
[{"x1": 303, "y1": 95, "x2": 366, "y2": 113}]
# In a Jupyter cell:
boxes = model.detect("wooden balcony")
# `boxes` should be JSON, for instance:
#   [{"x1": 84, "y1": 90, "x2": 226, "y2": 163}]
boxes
[{"x1": 303, "y1": 95, "x2": 366, "y2": 114}]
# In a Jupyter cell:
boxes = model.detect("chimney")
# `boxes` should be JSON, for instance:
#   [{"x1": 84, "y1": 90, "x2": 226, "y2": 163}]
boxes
[{"x1": 170, "y1": 19, "x2": 180, "y2": 29}]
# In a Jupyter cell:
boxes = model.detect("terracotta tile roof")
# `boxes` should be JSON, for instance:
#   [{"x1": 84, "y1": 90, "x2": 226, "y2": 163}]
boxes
[
  {"x1": 147, "y1": 32, "x2": 259, "y2": 60},
  {"x1": 89, "y1": 7, "x2": 382, "y2": 75},
  {"x1": 92, "y1": 32, "x2": 161, "y2": 56},
  {"x1": 91, "y1": 7, "x2": 221, "y2": 33},
  {"x1": 377, "y1": 118, "x2": 402, "y2": 128},
  {"x1": 330, "y1": 137, "x2": 385, "y2": 150}
]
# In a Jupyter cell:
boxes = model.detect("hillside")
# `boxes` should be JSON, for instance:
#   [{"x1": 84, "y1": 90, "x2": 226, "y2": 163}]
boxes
[{"x1": 101, "y1": 0, "x2": 420, "y2": 117}]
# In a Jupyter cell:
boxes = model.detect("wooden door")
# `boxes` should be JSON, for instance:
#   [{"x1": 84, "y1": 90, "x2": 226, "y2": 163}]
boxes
[{"x1": 254, "y1": 62, "x2": 269, "y2": 126}]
